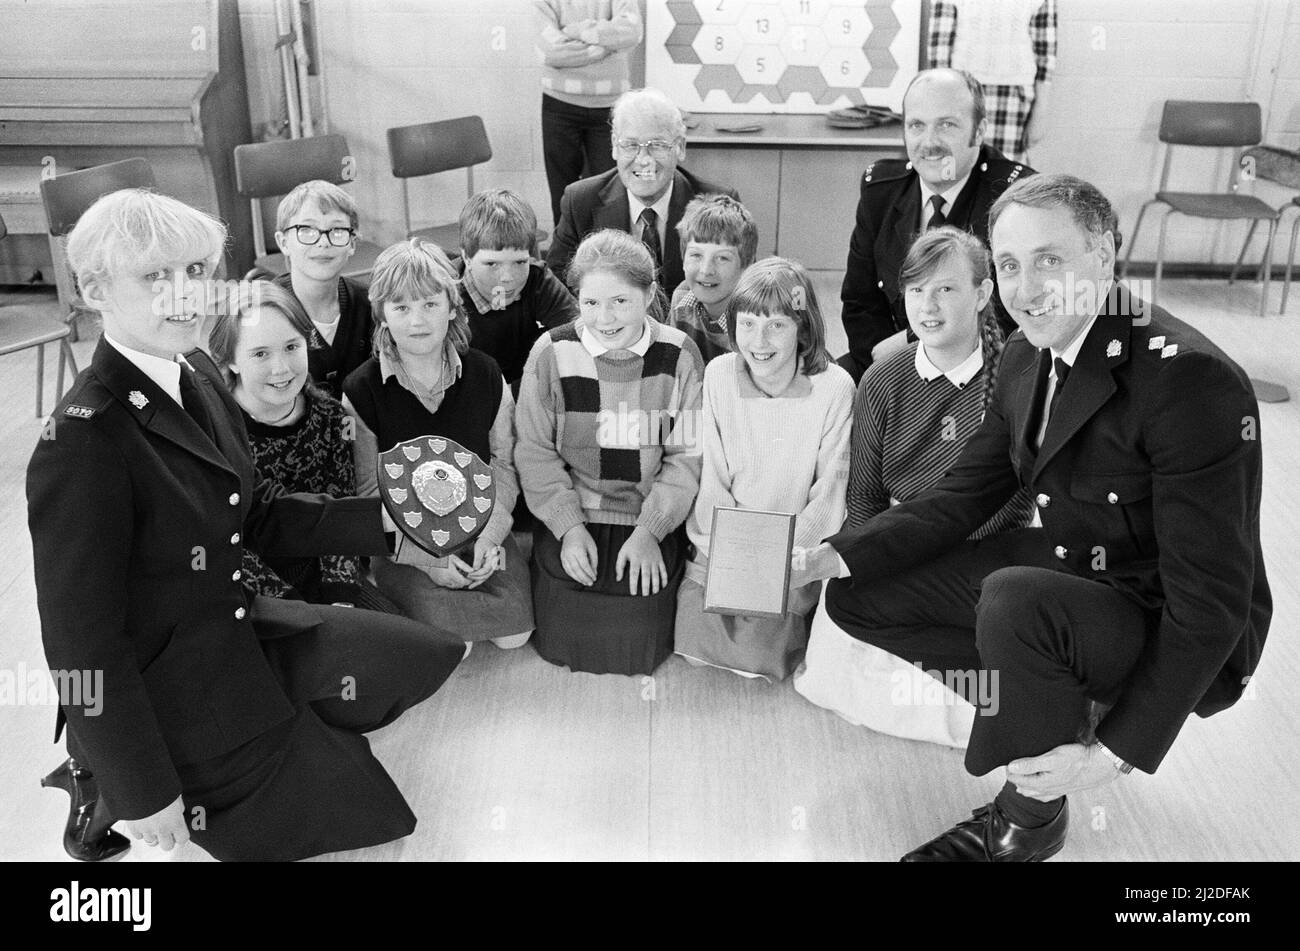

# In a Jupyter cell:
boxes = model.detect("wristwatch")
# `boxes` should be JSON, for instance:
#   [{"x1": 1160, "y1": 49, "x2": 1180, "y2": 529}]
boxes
[{"x1": 1094, "y1": 739, "x2": 1134, "y2": 774}]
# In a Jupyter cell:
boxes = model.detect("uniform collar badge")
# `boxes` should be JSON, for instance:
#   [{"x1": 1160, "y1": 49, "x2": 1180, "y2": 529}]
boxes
[
  {"x1": 1148, "y1": 335, "x2": 1166, "y2": 350},
  {"x1": 1161, "y1": 343, "x2": 1179, "y2": 358},
  {"x1": 1106, "y1": 339, "x2": 1122, "y2": 358},
  {"x1": 128, "y1": 390, "x2": 149, "y2": 410}
]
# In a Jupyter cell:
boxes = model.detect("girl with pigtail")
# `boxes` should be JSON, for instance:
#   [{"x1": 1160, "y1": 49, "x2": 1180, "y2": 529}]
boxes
[{"x1": 843, "y1": 226, "x2": 1035, "y2": 537}]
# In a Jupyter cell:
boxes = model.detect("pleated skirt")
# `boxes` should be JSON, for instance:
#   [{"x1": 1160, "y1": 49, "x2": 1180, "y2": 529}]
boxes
[
  {"x1": 674, "y1": 557, "x2": 822, "y2": 681},
  {"x1": 530, "y1": 522, "x2": 685, "y2": 676},
  {"x1": 372, "y1": 534, "x2": 534, "y2": 643}
]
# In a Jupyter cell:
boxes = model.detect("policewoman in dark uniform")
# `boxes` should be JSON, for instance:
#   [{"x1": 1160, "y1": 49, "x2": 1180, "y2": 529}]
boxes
[
  {"x1": 28, "y1": 189, "x2": 464, "y2": 862},
  {"x1": 839, "y1": 68, "x2": 1032, "y2": 383},
  {"x1": 801, "y1": 175, "x2": 1270, "y2": 861}
]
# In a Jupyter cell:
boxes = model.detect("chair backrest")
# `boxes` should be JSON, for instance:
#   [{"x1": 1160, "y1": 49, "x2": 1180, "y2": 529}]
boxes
[
  {"x1": 1159, "y1": 101, "x2": 1262, "y2": 147},
  {"x1": 233, "y1": 134, "x2": 355, "y2": 260},
  {"x1": 0, "y1": 210, "x2": 6, "y2": 241},
  {"x1": 233, "y1": 133, "x2": 354, "y2": 199},
  {"x1": 387, "y1": 116, "x2": 492, "y2": 180},
  {"x1": 39, "y1": 158, "x2": 157, "y2": 236}
]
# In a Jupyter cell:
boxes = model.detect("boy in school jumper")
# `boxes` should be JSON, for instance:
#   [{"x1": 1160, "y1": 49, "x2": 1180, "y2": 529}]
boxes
[
  {"x1": 273, "y1": 180, "x2": 374, "y2": 400},
  {"x1": 665, "y1": 194, "x2": 759, "y2": 364},
  {"x1": 453, "y1": 188, "x2": 579, "y2": 396}
]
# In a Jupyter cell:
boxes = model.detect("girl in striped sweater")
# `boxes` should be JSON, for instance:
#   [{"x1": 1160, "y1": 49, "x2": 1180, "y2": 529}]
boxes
[
  {"x1": 516, "y1": 229, "x2": 703, "y2": 675},
  {"x1": 793, "y1": 227, "x2": 1034, "y2": 739},
  {"x1": 845, "y1": 226, "x2": 1034, "y2": 534},
  {"x1": 674, "y1": 258, "x2": 854, "y2": 680}
]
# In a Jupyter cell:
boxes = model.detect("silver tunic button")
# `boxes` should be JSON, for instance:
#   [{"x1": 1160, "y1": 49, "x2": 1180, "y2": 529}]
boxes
[
  {"x1": 1107, "y1": 492, "x2": 1119, "y2": 504},
  {"x1": 229, "y1": 493, "x2": 240, "y2": 506},
  {"x1": 230, "y1": 532, "x2": 240, "y2": 545},
  {"x1": 1036, "y1": 493, "x2": 1050, "y2": 507},
  {"x1": 1054, "y1": 545, "x2": 1067, "y2": 559},
  {"x1": 231, "y1": 569, "x2": 242, "y2": 582},
  {"x1": 234, "y1": 607, "x2": 246, "y2": 620}
]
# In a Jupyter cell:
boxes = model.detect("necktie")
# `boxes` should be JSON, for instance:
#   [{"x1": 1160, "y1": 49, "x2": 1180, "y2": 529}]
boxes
[
  {"x1": 1049, "y1": 357, "x2": 1071, "y2": 423},
  {"x1": 639, "y1": 207, "x2": 663, "y2": 272},
  {"x1": 178, "y1": 363, "x2": 216, "y2": 442},
  {"x1": 926, "y1": 194, "x2": 947, "y2": 230}
]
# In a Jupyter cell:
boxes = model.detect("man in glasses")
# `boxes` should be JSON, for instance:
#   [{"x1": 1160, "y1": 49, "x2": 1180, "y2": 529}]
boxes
[
  {"x1": 547, "y1": 87, "x2": 739, "y2": 300},
  {"x1": 272, "y1": 180, "x2": 374, "y2": 399}
]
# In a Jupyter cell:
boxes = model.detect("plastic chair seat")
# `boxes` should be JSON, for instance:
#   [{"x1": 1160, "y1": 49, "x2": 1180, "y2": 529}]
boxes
[
  {"x1": 407, "y1": 223, "x2": 462, "y2": 251},
  {"x1": 0, "y1": 312, "x2": 72, "y2": 355},
  {"x1": 1156, "y1": 191, "x2": 1279, "y2": 220}
]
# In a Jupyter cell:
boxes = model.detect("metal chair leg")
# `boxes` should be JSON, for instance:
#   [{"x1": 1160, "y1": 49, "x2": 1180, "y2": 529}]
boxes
[
  {"x1": 1153, "y1": 209, "x2": 1172, "y2": 310},
  {"x1": 1229, "y1": 219, "x2": 1259, "y2": 284},
  {"x1": 1259, "y1": 220, "x2": 1275, "y2": 318},
  {"x1": 36, "y1": 342, "x2": 46, "y2": 418},
  {"x1": 1122, "y1": 200, "x2": 1156, "y2": 280},
  {"x1": 1283, "y1": 213, "x2": 1299, "y2": 315}
]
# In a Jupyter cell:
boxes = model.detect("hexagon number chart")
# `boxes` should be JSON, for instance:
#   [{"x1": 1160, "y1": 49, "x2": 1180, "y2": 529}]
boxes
[{"x1": 649, "y1": 0, "x2": 921, "y2": 113}]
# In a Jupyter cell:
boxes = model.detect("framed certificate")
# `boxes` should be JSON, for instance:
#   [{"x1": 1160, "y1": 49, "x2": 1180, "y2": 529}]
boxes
[{"x1": 703, "y1": 507, "x2": 795, "y2": 619}]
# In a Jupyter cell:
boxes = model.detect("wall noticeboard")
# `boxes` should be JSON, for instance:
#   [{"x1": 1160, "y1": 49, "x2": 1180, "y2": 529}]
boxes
[{"x1": 646, "y1": 0, "x2": 923, "y2": 114}]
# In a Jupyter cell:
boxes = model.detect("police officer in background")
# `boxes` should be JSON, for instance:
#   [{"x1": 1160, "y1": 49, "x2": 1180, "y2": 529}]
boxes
[
  {"x1": 29, "y1": 189, "x2": 464, "y2": 862},
  {"x1": 839, "y1": 68, "x2": 1032, "y2": 384}
]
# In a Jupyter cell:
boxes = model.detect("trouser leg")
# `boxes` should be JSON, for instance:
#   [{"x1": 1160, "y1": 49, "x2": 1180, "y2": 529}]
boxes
[
  {"x1": 260, "y1": 603, "x2": 463, "y2": 733},
  {"x1": 966, "y1": 566, "x2": 1151, "y2": 776}
]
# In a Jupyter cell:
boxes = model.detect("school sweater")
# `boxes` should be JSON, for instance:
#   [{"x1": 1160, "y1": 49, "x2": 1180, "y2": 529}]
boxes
[
  {"x1": 515, "y1": 316, "x2": 703, "y2": 540},
  {"x1": 848, "y1": 341, "x2": 1035, "y2": 537},
  {"x1": 274, "y1": 273, "x2": 375, "y2": 401},
  {"x1": 344, "y1": 347, "x2": 518, "y2": 549},
  {"x1": 666, "y1": 290, "x2": 732, "y2": 365},
  {"x1": 455, "y1": 258, "x2": 579, "y2": 386},
  {"x1": 687, "y1": 353, "x2": 854, "y2": 559},
  {"x1": 238, "y1": 382, "x2": 362, "y2": 603},
  {"x1": 535, "y1": 0, "x2": 642, "y2": 107}
]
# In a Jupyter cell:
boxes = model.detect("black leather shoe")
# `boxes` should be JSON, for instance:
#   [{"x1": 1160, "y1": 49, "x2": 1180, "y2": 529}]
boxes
[
  {"x1": 40, "y1": 758, "x2": 131, "y2": 862},
  {"x1": 901, "y1": 799, "x2": 1069, "y2": 862}
]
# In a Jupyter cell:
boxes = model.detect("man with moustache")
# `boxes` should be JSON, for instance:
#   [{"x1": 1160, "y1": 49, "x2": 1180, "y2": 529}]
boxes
[
  {"x1": 797, "y1": 174, "x2": 1270, "y2": 861},
  {"x1": 546, "y1": 86, "x2": 738, "y2": 297},
  {"x1": 839, "y1": 68, "x2": 1032, "y2": 384}
]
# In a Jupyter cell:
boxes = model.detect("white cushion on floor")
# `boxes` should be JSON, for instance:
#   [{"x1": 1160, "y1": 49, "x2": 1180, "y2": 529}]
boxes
[{"x1": 792, "y1": 587, "x2": 975, "y2": 749}]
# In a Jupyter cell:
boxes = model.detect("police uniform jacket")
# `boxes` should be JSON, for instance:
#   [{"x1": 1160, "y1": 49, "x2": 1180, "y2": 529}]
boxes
[
  {"x1": 546, "y1": 166, "x2": 740, "y2": 295},
  {"x1": 839, "y1": 143, "x2": 1030, "y2": 376},
  {"x1": 828, "y1": 285, "x2": 1270, "y2": 774},
  {"x1": 27, "y1": 340, "x2": 392, "y2": 821}
]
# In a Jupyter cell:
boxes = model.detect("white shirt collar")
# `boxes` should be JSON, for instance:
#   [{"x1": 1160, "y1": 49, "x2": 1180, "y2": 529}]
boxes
[
  {"x1": 914, "y1": 341, "x2": 984, "y2": 387},
  {"x1": 579, "y1": 317, "x2": 654, "y2": 357},
  {"x1": 627, "y1": 183, "x2": 674, "y2": 242},
  {"x1": 917, "y1": 169, "x2": 973, "y2": 230},
  {"x1": 104, "y1": 332, "x2": 184, "y2": 405},
  {"x1": 1051, "y1": 313, "x2": 1100, "y2": 370}
]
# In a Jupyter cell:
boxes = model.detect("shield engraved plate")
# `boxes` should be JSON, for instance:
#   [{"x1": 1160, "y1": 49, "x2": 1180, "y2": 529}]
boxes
[{"x1": 378, "y1": 435, "x2": 497, "y2": 557}]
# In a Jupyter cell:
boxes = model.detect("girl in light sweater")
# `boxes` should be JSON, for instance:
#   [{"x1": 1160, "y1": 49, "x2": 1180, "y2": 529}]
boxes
[{"x1": 675, "y1": 258, "x2": 854, "y2": 681}]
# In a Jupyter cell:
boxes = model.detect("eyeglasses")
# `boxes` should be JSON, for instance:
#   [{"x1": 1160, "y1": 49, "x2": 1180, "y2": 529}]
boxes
[
  {"x1": 614, "y1": 138, "x2": 680, "y2": 159},
  {"x1": 285, "y1": 224, "x2": 356, "y2": 247}
]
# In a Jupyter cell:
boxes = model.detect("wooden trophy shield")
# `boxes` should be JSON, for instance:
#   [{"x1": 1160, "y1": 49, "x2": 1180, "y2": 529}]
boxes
[{"x1": 377, "y1": 435, "x2": 496, "y2": 557}]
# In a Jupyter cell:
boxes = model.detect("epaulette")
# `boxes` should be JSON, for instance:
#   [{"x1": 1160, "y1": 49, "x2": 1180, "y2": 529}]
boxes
[
  {"x1": 862, "y1": 157, "x2": 912, "y2": 185},
  {"x1": 57, "y1": 376, "x2": 112, "y2": 420},
  {"x1": 980, "y1": 155, "x2": 1027, "y2": 186}
]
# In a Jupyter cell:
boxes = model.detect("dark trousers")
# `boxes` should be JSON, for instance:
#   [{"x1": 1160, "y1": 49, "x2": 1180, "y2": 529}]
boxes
[
  {"x1": 73, "y1": 601, "x2": 463, "y2": 861},
  {"x1": 825, "y1": 528, "x2": 1154, "y2": 777},
  {"x1": 542, "y1": 94, "x2": 615, "y2": 224}
]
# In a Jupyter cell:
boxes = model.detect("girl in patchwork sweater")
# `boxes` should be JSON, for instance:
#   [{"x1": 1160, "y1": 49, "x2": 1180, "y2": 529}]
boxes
[
  {"x1": 675, "y1": 258, "x2": 854, "y2": 681},
  {"x1": 516, "y1": 229, "x2": 703, "y2": 675}
]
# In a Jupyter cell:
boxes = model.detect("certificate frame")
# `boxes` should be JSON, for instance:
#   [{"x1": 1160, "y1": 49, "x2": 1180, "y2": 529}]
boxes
[{"x1": 703, "y1": 507, "x2": 795, "y2": 619}]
